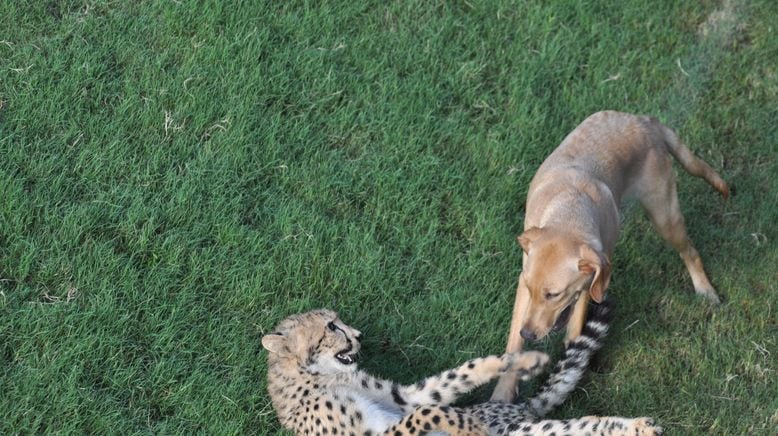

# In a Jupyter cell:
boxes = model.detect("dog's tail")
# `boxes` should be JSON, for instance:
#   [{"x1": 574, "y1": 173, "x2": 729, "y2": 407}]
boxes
[
  {"x1": 525, "y1": 298, "x2": 613, "y2": 417},
  {"x1": 660, "y1": 123, "x2": 729, "y2": 199}
]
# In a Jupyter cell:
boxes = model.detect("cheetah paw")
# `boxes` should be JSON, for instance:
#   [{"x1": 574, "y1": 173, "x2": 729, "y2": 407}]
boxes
[
  {"x1": 629, "y1": 417, "x2": 663, "y2": 436},
  {"x1": 501, "y1": 351, "x2": 549, "y2": 380}
]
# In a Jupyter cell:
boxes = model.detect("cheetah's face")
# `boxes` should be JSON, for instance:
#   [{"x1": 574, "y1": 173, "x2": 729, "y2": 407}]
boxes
[{"x1": 262, "y1": 309, "x2": 363, "y2": 374}]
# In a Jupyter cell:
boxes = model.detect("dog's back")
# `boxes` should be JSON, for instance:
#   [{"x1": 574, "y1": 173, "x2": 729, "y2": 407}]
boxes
[{"x1": 528, "y1": 110, "x2": 727, "y2": 215}]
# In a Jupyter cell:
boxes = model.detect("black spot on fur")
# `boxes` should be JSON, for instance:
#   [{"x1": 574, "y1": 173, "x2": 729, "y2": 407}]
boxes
[
  {"x1": 567, "y1": 342, "x2": 588, "y2": 351},
  {"x1": 431, "y1": 391, "x2": 441, "y2": 402},
  {"x1": 391, "y1": 384, "x2": 407, "y2": 406},
  {"x1": 581, "y1": 324, "x2": 598, "y2": 338}
]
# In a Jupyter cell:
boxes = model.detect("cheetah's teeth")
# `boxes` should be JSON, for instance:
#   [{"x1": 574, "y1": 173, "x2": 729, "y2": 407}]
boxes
[{"x1": 336, "y1": 353, "x2": 356, "y2": 364}]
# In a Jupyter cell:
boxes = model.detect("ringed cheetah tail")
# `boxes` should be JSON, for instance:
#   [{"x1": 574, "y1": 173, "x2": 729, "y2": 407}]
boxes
[{"x1": 527, "y1": 297, "x2": 613, "y2": 416}]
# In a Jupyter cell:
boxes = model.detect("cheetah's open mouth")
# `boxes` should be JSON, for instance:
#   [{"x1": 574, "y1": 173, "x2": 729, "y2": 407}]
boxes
[
  {"x1": 336, "y1": 352, "x2": 357, "y2": 365},
  {"x1": 335, "y1": 341, "x2": 357, "y2": 365}
]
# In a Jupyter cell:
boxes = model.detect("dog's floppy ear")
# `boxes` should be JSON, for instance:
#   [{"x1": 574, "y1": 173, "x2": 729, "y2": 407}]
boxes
[
  {"x1": 578, "y1": 245, "x2": 611, "y2": 303},
  {"x1": 517, "y1": 227, "x2": 545, "y2": 253},
  {"x1": 261, "y1": 332, "x2": 288, "y2": 354}
]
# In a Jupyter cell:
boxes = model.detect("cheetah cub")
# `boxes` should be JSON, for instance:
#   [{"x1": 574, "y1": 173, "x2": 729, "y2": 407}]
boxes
[{"x1": 262, "y1": 305, "x2": 662, "y2": 435}]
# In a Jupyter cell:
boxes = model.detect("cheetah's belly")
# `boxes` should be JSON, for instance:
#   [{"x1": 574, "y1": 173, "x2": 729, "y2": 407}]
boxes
[{"x1": 347, "y1": 389, "x2": 404, "y2": 432}]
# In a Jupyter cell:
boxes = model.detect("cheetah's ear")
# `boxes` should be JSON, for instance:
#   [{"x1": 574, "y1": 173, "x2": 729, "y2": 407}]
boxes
[{"x1": 261, "y1": 333, "x2": 288, "y2": 354}]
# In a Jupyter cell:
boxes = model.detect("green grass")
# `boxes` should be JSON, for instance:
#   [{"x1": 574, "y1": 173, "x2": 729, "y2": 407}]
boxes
[{"x1": 1, "y1": 0, "x2": 776, "y2": 434}]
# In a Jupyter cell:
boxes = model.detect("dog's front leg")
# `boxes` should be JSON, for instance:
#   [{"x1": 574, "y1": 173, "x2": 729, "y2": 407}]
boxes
[
  {"x1": 490, "y1": 276, "x2": 530, "y2": 402},
  {"x1": 564, "y1": 291, "x2": 591, "y2": 345}
]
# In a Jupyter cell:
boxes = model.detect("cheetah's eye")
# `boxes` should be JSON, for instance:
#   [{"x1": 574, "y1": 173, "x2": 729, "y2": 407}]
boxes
[
  {"x1": 327, "y1": 321, "x2": 337, "y2": 331},
  {"x1": 544, "y1": 291, "x2": 560, "y2": 300}
]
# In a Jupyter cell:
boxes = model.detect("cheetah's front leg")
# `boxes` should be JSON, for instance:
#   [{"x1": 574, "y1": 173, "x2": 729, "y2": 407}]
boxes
[{"x1": 396, "y1": 351, "x2": 549, "y2": 410}]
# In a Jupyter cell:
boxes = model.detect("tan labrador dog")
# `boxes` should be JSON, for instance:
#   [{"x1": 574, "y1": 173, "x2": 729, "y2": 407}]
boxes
[{"x1": 491, "y1": 111, "x2": 728, "y2": 402}]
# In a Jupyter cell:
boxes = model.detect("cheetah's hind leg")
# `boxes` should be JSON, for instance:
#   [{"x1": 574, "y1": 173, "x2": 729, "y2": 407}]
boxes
[
  {"x1": 506, "y1": 416, "x2": 663, "y2": 436},
  {"x1": 383, "y1": 405, "x2": 488, "y2": 436}
]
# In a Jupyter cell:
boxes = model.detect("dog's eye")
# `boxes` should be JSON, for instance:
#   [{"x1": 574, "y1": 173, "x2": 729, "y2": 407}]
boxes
[{"x1": 327, "y1": 321, "x2": 337, "y2": 331}]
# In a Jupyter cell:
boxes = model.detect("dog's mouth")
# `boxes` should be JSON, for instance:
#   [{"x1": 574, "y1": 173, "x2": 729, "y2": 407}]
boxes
[
  {"x1": 335, "y1": 351, "x2": 358, "y2": 365},
  {"x1": 551, "y1": 303, "x2": 574, "y2": 332}
]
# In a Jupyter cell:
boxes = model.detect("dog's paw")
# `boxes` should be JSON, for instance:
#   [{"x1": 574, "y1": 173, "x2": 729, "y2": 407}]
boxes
[
  {"x1": 500, "y1": 351, "x2": 549, "y2": 380},
  {"x1": 694, "y1": 286, "x2": 721, "y2": 305},
  {"x1": 628, "y1": 417, "x2": 663, "y2": 436}
]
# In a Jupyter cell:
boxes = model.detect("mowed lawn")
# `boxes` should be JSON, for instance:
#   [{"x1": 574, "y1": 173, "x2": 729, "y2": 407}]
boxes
[{"x1": 1, "y1": 0, "x2": 776, "y2": 434}]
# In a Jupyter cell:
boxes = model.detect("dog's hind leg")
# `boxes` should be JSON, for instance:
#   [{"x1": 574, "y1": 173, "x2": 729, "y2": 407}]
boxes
[{"x1": 637, "y1": 152, "x2": 721, "y2": 303}]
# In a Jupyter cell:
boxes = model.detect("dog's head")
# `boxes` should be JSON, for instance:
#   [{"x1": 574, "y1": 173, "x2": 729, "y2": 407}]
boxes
[{"x1": 516, "y1": 227, "x2": 611, "y2": 341}]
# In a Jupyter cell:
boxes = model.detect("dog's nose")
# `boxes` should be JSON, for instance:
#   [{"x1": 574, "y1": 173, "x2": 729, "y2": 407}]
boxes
[{"x1": 520, "y1": 327, "x2": 537, "y2": 341}]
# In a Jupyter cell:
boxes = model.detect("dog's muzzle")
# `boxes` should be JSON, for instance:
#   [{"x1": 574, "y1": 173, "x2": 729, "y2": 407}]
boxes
[{"x1": 551, "y1": 302, "x2": 575, "y2": 332}]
